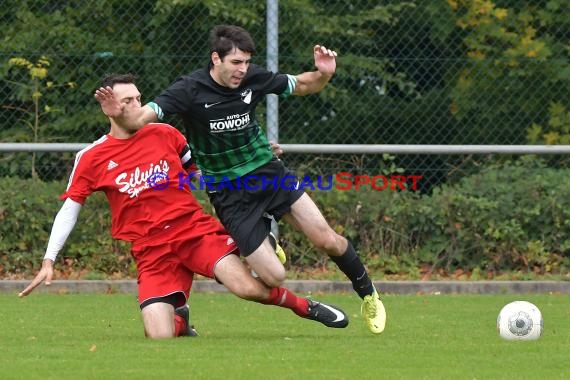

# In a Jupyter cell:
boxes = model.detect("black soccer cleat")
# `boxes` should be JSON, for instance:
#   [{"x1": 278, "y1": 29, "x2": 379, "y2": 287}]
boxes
[
  {"x1": 305, "y1": 299, "x2": 349, "y2": 328},
  {"x1": 175, "y1": 304, "x2": 198, "y2": 337}
]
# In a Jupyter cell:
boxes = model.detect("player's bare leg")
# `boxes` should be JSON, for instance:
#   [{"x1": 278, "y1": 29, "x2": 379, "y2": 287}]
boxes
[
  {"x1": 243, "y1": 237, "x2": 286, "y2": 288},
  {"x1": 285, "y1": 193, "x2": 386, "y2": 333},
  {"x1": 214, "y1": 254, "x2": 348, "y2": 328},
  {"x1": 141, "y1": 302, "x2": 196, "y2": 339},
  {"x1": 141, "y1": 302, "x2": 176, "y2": 339}
]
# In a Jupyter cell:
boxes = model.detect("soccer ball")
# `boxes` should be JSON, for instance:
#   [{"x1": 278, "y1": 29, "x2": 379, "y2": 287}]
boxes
[{"x1": 497, "y1": 301, "x2": 543, "y2": 341}]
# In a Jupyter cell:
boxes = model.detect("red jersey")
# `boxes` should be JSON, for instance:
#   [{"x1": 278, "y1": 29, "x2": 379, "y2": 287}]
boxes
[{"x1": 62, "y1": 123, "x2": 202, "y2": 241}]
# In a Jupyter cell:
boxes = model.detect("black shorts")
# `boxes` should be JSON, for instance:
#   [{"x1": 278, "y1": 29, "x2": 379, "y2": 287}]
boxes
[{"x1": 206, "y1": 158, "x2": 304, "y2": 256}]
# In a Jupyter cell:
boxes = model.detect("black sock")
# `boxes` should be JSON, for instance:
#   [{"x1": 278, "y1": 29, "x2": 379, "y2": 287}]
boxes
[{"x1": 330, "y1": 241, "x2": 375, "y2": 299}]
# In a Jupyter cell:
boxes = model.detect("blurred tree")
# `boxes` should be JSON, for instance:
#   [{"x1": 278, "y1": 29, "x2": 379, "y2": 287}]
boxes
[
  {"x1": 445, "y1": 0, "x2": 570, "y2": 144},
  {"x1": 3, "y1": 56, "x2": 75, "y2": 178}
]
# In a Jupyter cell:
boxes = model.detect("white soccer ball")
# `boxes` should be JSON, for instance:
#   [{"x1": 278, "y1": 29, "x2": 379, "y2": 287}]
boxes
[{"x1": 497, "y1": 301, "x2": 543, "y2": 341}]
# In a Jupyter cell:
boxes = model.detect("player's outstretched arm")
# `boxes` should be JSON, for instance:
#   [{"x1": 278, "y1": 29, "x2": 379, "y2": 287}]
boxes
[
  {"x1": 18, "y1": 259, "x2": 54, "y2": 297},
  {"x1": 19, "y1": 198, "x2": 82, "y2": 297},
  {"x1": 293, "y1": 45, "x2": 337, "y2": 96}
]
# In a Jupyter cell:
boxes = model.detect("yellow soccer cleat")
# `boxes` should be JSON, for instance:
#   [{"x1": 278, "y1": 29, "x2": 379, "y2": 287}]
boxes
[
  {"x1": 361, "y1": 290, "x2": 387, "y2": 334},
  {"x1": 275, "y1": 243, "x2": 287, "y2": 265},
  {"x1": 269, "y1": 232, "x2": 287, "y2": 264}
]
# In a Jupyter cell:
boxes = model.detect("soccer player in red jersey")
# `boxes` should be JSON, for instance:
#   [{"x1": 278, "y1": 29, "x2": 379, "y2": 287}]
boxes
[{"x1": 19, "y1": 74, "x2": 348, "y2": 339}]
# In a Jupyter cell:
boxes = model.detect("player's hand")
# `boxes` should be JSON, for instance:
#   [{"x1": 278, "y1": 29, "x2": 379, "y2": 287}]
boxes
[
  {"x1": 94, "y1": 86, "x2": 124, "y2": 118},
  {"x1": 269, "y1": 141, "x2": 283, "y2": 157},
  {"x1": 313, "y1": 45, "x2": 337, "y2": 77},
  {"x1": 18, "y1": 259, "x2": 55, "y2": 298}
]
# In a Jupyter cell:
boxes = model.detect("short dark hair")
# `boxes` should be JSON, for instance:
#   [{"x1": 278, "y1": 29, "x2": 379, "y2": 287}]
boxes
[
  {"x1": 100, "y1": 73, "x2": 137, "y2": 89},
  {"x1": 209, "y1": 25, "x2": 256, "y2": 61}
]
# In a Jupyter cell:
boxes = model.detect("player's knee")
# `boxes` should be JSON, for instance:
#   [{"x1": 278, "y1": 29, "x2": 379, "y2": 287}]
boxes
[
  {"x1": 258, "y1": 267, "x2": 286, "y2": 288},
  {"x1": 146, "y1": 332, "x2": 174, "y2": 339},
  {"x1": 232, "y1": 280, "x2": 266, "y2": 300},
  {"x1": 272, "y1": 265, "x2": 287, "y2": 285},
  {"x1": 271, "y1": 270, "x2": 287, "y2": 287},
  {"x1": 258, "y1": 275, "x2": 284, "y2": 289},
  {"x1": 312, "y1": 230, "x2": 342, "y2": 253},
  {"x1": 145, "y1": 327, "x2": 175, "y2": 339}
]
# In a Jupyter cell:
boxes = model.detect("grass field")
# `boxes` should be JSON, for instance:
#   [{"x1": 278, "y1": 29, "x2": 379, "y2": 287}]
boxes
[{"x1": 1, "y1": 292, "x2": 569, "y2": 380}]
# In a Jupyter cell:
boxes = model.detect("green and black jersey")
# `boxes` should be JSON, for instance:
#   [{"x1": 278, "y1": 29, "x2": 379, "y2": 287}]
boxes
[{"x1": 152, "y1": 65, "x2": 296, "y2": 183}]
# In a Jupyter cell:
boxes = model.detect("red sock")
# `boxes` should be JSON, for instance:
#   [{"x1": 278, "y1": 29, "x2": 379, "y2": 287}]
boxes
[
  {"x1": 260, "y1": 287, "x2": 310, "y2": 317},
  {"x1": 174, "y1": 314, "x2": 187, "y2": 337}
]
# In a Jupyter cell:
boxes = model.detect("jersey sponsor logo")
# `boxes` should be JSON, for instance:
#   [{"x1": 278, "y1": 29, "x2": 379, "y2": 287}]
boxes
[
  {"x1": 204, "y1": 101, "x2": 222, "y2": 108},
  {"x1": 241, "y1": 89, "x2": 252, "y2": 104},
  {"x1": 107, "y1": 160, "x2": 119, "y2": 170},
  {"x1": 115, "y1": 160, "x2": 171, "y2": 198},
  {"x1": 209, "y1": 112, "x2": 251, "y2": 132},
  {"x1": 147, "y1": 171, "x2": 170, "y2": 190}
]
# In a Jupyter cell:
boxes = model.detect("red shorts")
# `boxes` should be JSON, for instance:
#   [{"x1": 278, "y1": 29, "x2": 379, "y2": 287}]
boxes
[{"x1": 130, "y1": 209, "x2": 238, "y2": 308}]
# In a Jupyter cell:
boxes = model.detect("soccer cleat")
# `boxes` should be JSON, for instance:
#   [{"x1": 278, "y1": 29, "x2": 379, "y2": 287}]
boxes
[
  {"x1": 304, "y1": 299, "x2": 349, "y2": 328},
  {"x1": 268, "y1": 232, "x2": 287, "y2": 264},
  {"x1": 275, "y1": 243, "x2": 287, "y2": 265},
  {"x1": 175, "y1": 304, "x2": 198, "y2": 337},
  {"x1": 361, "y1": 290, "x2": 386, "y2": 334}
]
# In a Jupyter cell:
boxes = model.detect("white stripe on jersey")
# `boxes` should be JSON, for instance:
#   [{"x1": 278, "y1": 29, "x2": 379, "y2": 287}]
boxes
[
  {"x1": 283, "y1": 74, "x2": 297, "y2": 97},
  {"x1": 66, "y1": 135, "x2": 108, "y2": 191},
  {"x1": 180, "y1": 149, "x2": 192, "y2": 166},
  {"x1": 146, "y1": 101, "x2": 164, "y2": 120}
]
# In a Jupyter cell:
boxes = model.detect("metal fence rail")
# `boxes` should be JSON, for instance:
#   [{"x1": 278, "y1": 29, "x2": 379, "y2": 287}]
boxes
[{"x1": 2, "y1": 143, "x2": 570, "y2": 155}]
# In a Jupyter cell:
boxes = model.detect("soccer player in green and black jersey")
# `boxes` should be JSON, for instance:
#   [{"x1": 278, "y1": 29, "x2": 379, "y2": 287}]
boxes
[{"x1": 95, "y1": 24, "x2": 386, "y2": 334}]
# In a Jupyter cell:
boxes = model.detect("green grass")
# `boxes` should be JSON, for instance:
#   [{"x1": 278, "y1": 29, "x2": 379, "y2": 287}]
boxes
[{"x1": 1, "y1": 293, "x2": 569, "y2": 380}]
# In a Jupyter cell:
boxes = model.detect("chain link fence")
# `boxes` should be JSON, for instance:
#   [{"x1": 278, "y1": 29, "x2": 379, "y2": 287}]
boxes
[{"x1": 1, "y1": 0, "x2": 569, "y2": 188}]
